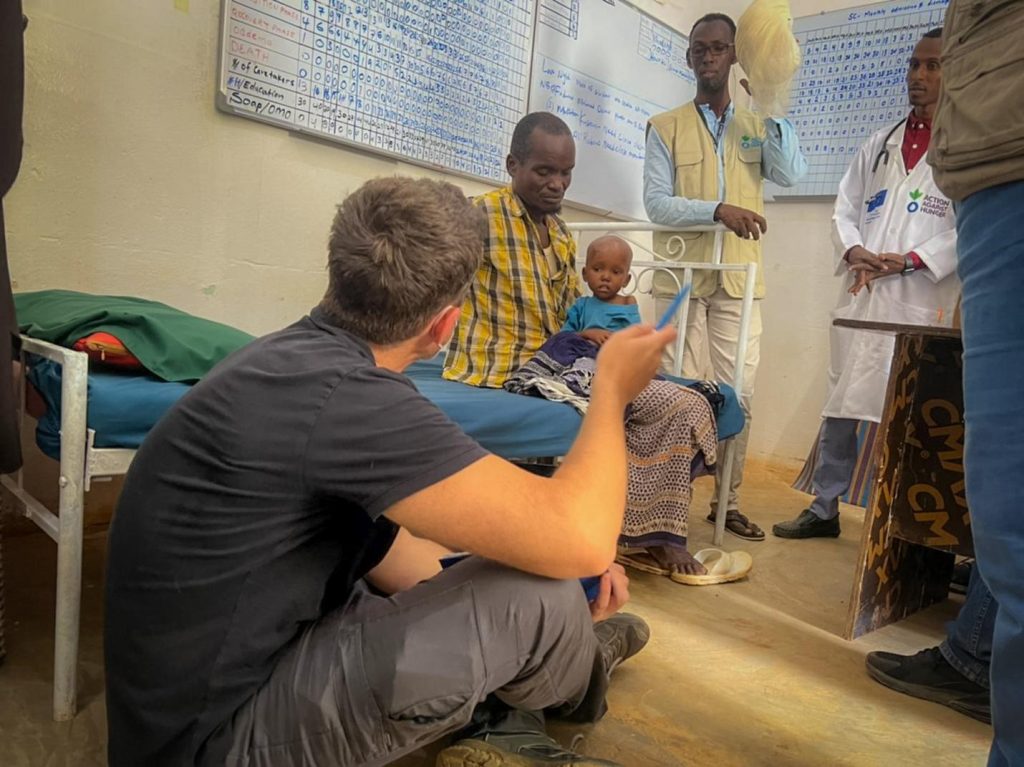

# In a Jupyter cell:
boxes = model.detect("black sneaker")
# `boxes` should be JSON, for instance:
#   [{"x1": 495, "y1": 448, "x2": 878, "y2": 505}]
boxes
[
  {"x1": 772, "y1": 509, "x2": 841, "y2": 539},
  {"x1": 595, "y1": 613, "x2": 650, "y2": 679},
  {"x1": 436, "y1": 731, "x2": 622, "y2": 766},
  {"x1": 865, "y1": 647, "x2": 991, "y2": 724}
]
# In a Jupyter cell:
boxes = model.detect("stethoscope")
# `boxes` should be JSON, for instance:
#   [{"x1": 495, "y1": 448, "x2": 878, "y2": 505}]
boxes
[{"x1": 871, "y1": 118, "x2": 909, "y2": 174}]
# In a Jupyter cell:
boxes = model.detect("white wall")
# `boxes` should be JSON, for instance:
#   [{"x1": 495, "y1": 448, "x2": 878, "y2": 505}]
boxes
[
  {"x1": 7, "y1": 0, "x2": 884, "y2": 468},
  {"x1": 7, "y1": 1, "x2": 502, "y2": 335},
  {"x1": 6, "y1": 0, "x2": 707, "y2": 332}
]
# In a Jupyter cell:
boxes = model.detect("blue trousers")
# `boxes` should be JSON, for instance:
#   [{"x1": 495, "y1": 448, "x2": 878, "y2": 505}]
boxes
[
  {"x1": 809, "y1": 417, "x2": 858, "y2": 521},
  {"x1": 957, "y1": 180, "x2": 1024, "y2": 767},
  {"x1": 941, "y1": 565, "x2": 997, "y2": 687}
]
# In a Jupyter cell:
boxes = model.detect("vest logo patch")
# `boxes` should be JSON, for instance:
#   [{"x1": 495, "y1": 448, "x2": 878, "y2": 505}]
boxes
[{"x1": 740, "y1": 134, "x2": 763, "y2": 149}]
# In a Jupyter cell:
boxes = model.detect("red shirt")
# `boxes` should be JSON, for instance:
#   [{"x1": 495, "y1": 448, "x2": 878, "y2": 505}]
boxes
[
  {"x1": 902, "y1": 112, "x2": 931, "y2": 172},
  {"x1": 843, "y1": 113, "x2": 932, "y2": 270},
  {"x1": 901, "y1": 113, "x2": 932, "y2": 270}
]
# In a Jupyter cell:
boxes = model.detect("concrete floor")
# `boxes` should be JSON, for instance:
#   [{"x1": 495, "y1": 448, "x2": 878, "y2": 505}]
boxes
[{"x1": 0, "y1": 461, "x2": 991, "y2": 766}]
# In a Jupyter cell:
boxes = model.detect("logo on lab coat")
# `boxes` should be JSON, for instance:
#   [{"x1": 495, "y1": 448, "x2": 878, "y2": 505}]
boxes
[
  {"x1": 865, "y1": 189, "x2": 887, "y2": 223},
  {"x1": 740, "y1": 135, "x2": 763, "y2": 149},
  {"x1": 866, "y1": 189, "x2": 888, "y2": 213},
  {"x1": 921, "y1": 194, "x2": 951, "y2": 218},
  {"x1": 907, "y1": 188, "x2": 924, "y2": 213}
]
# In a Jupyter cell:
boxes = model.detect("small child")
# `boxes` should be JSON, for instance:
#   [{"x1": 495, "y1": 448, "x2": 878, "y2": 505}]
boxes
[{"x1": 562, "y1": 235, "x2": 640, "y2": 346}]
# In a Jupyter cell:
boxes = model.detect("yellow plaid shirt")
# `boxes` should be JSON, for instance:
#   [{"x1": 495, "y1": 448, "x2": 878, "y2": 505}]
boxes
[{"x1": 444, "y1": 187, "x2": 580, "y2": 388}]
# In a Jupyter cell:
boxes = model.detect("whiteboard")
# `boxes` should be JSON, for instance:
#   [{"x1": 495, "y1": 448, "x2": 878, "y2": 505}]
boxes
[
  {"x1": 529, "y1": 0, "x2": 696, "y2": 219},
  {"x1": 217, "y1": 0, "x2": 534, "y2": 184},
  {"x1": 768, "y1": 0, "x2": 949, "y2": 198}
]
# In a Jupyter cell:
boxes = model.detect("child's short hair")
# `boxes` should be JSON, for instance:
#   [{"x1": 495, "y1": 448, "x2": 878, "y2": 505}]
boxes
[
  {"x1": 320, "y1": 177, "x2": 486, "y2": 344},
  {"x1": 586, "y1": 235, "x2": 633, "y2": 265}
]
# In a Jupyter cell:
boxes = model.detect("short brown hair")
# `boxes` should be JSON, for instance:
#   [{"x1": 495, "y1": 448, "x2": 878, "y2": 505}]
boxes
[{"x1": 320, "y1": 177, "x2": 485, "y2": 344}]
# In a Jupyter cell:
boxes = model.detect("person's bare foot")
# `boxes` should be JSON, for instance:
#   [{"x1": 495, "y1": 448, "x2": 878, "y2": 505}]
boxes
[{"x1": 646, "y1": 545, "x2": 707, "y2": 576}]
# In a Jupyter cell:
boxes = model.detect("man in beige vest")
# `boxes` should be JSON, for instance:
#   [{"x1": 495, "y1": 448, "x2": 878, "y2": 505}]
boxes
[{"x1": 643, "y1": 12, "x2": 806, "y2": 541}]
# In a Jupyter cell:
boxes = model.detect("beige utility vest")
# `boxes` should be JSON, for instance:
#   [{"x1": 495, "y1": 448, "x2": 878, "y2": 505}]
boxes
[{"x1": 649, "y1": 102, "x2": 767, "y2": 299}]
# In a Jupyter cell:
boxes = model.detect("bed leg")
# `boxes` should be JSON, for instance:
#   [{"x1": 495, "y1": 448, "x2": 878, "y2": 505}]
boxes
[
  {"x1": 53, "y1": 482, "x2": 83, "y2": 721},
  {"x1": 713, "y1": 440, "x2": 737, "y2": 547},
  {"x1": 53, "y1": 353, "x2": 89, "y2": 722}
]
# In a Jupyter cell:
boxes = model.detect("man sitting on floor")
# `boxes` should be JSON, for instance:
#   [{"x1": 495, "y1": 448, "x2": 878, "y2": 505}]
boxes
[{"x1": 103, "y1": 177, "x2": 668, "y2": 767}]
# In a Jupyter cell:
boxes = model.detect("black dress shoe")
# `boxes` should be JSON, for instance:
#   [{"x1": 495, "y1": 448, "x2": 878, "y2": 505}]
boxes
[
  {"x1": 772, "y1": 509, "x2": 841, "y2": 539},
  {"x1": 865, "y1": 647, "x2": 991, "y2": 724},
  {"x1": 950, "y1": 559, "x2": 973, "y2": 595}
]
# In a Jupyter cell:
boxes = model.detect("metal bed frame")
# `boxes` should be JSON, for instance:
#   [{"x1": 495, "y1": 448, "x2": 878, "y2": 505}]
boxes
[
  {"x1": 0, "y1": 224, "x2": 755, "y2": 722},
  {"x1": 0, "y1": 337, "x2": 133, "y2": 720}
]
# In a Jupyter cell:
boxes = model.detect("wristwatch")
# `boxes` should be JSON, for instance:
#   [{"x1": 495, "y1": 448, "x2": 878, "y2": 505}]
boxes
[{"x1": 901, "y1": 254, "x2": 917, "y2": 275}]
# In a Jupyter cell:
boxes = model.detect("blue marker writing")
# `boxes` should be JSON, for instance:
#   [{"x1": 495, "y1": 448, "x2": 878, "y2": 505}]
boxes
[{"x1": 655, "y1": 284, "x2": 691, "y2": 331}]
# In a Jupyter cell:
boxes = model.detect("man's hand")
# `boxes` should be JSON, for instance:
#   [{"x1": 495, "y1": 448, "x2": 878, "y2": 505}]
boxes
[
  {"x1": 845, "y1": 245, "x2": 884, "y2": 271},
  {"x1": 579, "y1": 328, "x2": 611, "y2": 346},
  {"x1": 714, "y1": 203, "x2": 768, "y2": 240},
  {"x1": 848, "y1": 252, "x2": 905, "y2": 295},
  {"x1": 593, "y1": 324, "x2": 676, "y2": 406},
  {"x1": 589, "y1": 562, "x2": 630, "y2": 623},
  {"x1": 848, "y1": 263, "x2": 898, "y2": 295}
]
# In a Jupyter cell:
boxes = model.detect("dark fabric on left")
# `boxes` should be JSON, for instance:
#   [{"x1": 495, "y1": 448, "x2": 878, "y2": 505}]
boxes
[{"x1": 0, "y1": 0, "x2": 25, "y2": 473}]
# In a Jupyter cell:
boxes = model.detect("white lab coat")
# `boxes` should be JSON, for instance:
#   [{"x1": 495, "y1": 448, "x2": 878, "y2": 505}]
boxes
[{"x1": 823, "y1": 119, "x2": 959, "y2": 423}]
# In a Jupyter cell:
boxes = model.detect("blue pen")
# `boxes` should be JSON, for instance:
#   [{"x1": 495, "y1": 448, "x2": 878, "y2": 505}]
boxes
[{"x1": 654, "y1": 284, "x2": 692, "y2": 331}]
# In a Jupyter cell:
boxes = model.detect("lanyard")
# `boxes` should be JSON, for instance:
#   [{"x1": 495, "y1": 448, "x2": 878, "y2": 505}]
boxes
[{"x1": 699, "y1": 104, "x2": 729, "y2": 150}]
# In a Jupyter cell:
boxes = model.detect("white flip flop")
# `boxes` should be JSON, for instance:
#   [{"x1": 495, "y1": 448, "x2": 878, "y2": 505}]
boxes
[{"x1": 669, "y1": 548, "x2": 753, "y2": 586}]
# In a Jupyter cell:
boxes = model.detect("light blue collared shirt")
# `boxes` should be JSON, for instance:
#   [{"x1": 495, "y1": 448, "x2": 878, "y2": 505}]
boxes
[{"x1": 643, "y1": 103, "x2": 807, "y2": 227}]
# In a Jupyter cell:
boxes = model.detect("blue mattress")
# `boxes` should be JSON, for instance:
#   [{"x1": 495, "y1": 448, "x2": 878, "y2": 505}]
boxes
[
  {"x1": 406, "y1": 358, "x2": 581, "y2": 457},
  {"x1": 28, "y1": 359, "x2": 191, "y2": 460},
  {"x1": 27, "y1": 356, "x2": 743, "y2": 461}
]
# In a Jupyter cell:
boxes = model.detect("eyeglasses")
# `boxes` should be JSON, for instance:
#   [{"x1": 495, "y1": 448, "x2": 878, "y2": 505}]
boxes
[{"x1": 689, "y1": 42, "x2": 734, "y2": 59}]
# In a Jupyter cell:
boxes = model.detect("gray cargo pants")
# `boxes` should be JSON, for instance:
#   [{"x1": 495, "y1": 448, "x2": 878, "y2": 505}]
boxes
[{"x1": 207, "y1": 557, "x2": 599, "y2": 767}]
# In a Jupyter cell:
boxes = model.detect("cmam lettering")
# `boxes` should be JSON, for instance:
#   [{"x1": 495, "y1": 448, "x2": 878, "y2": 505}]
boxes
[{"x1": 229, "y1": 91, "x2": 292, "y2": 120}]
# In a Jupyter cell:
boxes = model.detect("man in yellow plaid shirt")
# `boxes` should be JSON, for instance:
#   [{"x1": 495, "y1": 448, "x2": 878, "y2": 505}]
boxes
[
  {"x1": 444, "y1": 113, "x2": 580, "y2": 388},
  {"x1": 445, "y1": 112, "x2": 733, "y2": 586}
]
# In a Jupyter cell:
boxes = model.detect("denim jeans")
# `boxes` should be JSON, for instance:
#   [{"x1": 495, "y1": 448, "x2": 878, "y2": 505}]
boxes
[
  {"x1": 940, "y1": 565, "x2": 996, "y2": 687},
  {"x1": 957, "y1": 180, "x2": 1024, "y2": 767}
]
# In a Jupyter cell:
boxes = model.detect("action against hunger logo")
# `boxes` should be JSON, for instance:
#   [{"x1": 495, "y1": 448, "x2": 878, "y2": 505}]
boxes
[{"x1": 907, "y1": 188, "x2": 924, "y2": 213}]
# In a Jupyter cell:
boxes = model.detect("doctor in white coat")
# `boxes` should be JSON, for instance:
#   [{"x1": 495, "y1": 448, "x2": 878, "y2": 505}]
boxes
[{"x1": 775, "y1": 28, "x2": 959, "y2": 539}]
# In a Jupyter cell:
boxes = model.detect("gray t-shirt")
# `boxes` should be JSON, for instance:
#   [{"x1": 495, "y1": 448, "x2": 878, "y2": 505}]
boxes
[{"x1": 104, "y1": 308, "x2": 488, "y2": 766}]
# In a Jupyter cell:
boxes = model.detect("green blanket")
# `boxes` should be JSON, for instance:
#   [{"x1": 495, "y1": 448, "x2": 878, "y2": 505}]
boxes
[{"x1": 14, "y1": 290, "x2": 255, "y2": 382}]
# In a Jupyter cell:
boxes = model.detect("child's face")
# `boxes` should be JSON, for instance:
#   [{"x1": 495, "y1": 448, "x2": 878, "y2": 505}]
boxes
[{"x1": 582, "y1": 246, "x2": 631, "y2": 300}]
